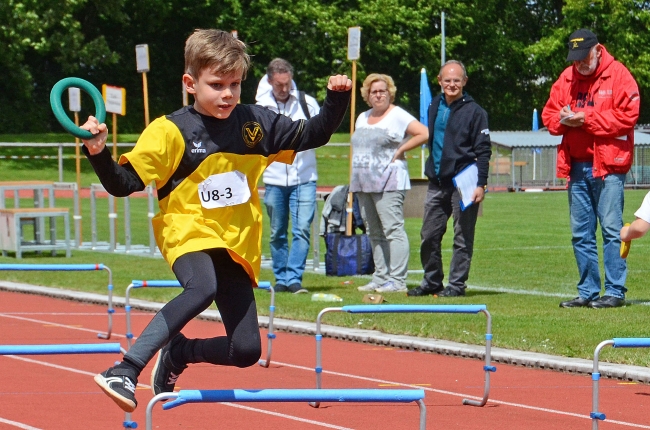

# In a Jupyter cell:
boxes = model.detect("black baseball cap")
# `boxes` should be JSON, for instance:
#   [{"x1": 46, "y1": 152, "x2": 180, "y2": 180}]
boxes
[{"x1": 567, "y1": 29, "x2": 599, "y2": 61}]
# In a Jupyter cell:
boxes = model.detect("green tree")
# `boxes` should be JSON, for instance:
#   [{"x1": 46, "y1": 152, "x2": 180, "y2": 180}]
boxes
[
  {"x1": 0, "y1": 0, "x2": 122, "y2": 133},
  {"x1": 3, "y1": 0, "x2": 650, "y2": 134}
]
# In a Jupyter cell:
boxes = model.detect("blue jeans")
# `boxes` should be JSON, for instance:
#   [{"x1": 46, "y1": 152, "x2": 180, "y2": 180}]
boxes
[
  {"x1": 568, "y1": 162, "x2": 627, "y2": 300},
  {"x1": 264, "y1": 182, "x2": 317, "y2": 286}
]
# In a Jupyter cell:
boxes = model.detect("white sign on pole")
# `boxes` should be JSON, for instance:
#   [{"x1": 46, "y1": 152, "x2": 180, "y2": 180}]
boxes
[
  {"x1": 347, "y1": 27, "x2": 361, "y2": 60},
  {"x1": 68, "y1": 88, "x2": 81, "y2": 112},
  {"x1": 135, "y1": 44, "x2": 150, "y2": 73},
  {"x1": 102, "y1": 85, "x2": 126, "y2": 115}
]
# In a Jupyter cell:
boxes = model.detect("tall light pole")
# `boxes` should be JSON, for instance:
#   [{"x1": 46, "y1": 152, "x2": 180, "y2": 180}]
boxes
[{"x1": 441, "y1": 11, "x2": 446, "y2": 65}]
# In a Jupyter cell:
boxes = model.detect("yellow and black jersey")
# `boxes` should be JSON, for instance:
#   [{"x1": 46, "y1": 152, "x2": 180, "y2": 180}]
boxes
[{"x1": 98, "y1": 89, "x2": 349, "y2": 285}]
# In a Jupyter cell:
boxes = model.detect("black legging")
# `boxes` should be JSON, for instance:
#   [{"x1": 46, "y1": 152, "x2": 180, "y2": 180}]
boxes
[{"x1": 123, "y1": 248, "x2": 261, "y2": 374}]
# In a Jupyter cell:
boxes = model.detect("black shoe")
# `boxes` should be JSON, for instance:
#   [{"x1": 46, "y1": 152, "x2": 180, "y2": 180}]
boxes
[
  {"x1": 437, "y1": 286, "x2": 466, "y2": 297},
  {"x1": 273, "y1": 284, "x2": 288, "y2": 293},
  {"x1": 151, "y1": 333, "x2": 188, "y2": 395},
  {"x1": 288, "y1": 283, "x2": 308, "y2": 294},
  {"x1": 407, "y1": 286, "x2": 443, "y2": 297},
  {"x1": 94, "y1": 365, "x2": 138, "y2": 412},
  {"x1": 559, "y1": 297, "x2": 591, "y2": 308},
  {"x1": 589, "y1": 296, "x2": 625, "y2": 309}
]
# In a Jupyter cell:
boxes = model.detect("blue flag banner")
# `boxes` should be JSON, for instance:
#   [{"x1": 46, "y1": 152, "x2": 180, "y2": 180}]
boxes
[
  {"x1": 420, "y1": 68, "x2": 432, "y2": 127},
  {"x1": 532, "y1": 108, "x2": 539, "y2": 131}
]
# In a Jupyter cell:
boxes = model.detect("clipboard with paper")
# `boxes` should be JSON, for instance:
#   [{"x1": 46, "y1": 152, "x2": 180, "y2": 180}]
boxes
[{"x1": 452, "y1": 163, "x2": 481, "y2": 211}]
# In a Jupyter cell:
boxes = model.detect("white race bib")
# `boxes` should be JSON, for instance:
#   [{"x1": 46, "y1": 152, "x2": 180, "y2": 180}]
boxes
[{"x1": 198, "y1": 171, "x2": 251, "y2": 209}]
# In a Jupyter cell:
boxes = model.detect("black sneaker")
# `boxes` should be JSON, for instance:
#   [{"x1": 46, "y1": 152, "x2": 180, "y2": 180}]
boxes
[
  {"x1": 274, "y1": 284, "x2": 288, "y2": 293},
  {"x1": 559, "y1": 297, "x2": 591, "y2": 308},
  {"x1": 151, "y1": 334, "x2": 188, "y2": 395},
  {"x1": 94, "y1": 366, "x2": 138, "y2": 412},
  {"x1": 437, "y1": 286, "x2": 466, "y2": 297},
  {"x1": 588, "y1": 296, "x2": 625, "y2": 309},
  {"x1": 407, "y1": 286, "x2": 443, "y2": 297},
  {"x1": 288, "y1": 283, "x2": 308, "y2": 294}
]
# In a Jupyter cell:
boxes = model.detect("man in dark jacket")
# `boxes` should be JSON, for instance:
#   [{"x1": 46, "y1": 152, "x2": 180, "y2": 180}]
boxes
[{"x1": 408, "y1": 60, "x2": 491, "y2": 297}]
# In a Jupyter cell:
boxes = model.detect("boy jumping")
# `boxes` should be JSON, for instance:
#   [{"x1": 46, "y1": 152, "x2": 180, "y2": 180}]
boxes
[{"x1": 81, "y1": 29, "x2": 351, "y2": 412}]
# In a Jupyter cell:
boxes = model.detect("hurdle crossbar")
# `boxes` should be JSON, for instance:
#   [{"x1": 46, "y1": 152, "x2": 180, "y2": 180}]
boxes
[
  {"x1": 312, "y1": 304, "x2": 495, "y2": 408},
  {"x1": 146, "y1": 388, "x2": 426, "y2": 430},
  {"x1": 0, "y1": 343, "x2": 124, "y2": 355},
  {"x1": 0, "y1": 263, "x2": 114, "y2": 339},
  {"x1": 591, "y1": 337, "x2": 650, "y2": 429},
  {"x1": 125, "y1": 279, "x2": 271, "y2": 350}
]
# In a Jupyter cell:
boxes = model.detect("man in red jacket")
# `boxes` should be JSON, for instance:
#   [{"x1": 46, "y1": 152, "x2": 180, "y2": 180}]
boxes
[{"x1": 542, "y1": 29, "x2": 640, "y2": 309}]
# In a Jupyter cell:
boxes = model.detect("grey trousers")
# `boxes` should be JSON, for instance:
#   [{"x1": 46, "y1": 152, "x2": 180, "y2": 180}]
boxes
[
  {"x1": 357, "y1": 190, "x2": 409, "y2": 286},
  {"x1": 419, "y1": 182, "x2": 480, "y2": 291}
]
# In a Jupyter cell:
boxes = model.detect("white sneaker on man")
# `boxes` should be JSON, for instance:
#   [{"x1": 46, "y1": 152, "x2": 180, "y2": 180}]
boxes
[
  {"x1": 357, "y1": 282, "x2": 380, "y2": 292},
  {"x1": 375, "y1": 281, "x2": 407, "y2": 293}
]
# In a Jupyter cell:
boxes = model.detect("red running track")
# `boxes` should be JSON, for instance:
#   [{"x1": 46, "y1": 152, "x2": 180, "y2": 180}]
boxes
[{"x1": 0, "y1": 290, "x2": 648, "y2": 429}]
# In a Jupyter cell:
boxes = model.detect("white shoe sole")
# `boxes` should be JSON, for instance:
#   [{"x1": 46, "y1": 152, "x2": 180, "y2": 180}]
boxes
[
  {"x1": 375, "y1": 287, "x2": 408, "y2": 293},
  {"x1": 94, "y1": 373, "x2": 137, "y2": 412},
  {"x1": 151, "y1": 349, "x2": 163, "y2": 396}
]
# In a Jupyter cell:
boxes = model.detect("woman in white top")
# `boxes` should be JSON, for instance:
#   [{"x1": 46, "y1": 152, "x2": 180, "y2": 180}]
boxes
[{"x1": 351, "y1": 73, "x2": 429, "y2": 293}]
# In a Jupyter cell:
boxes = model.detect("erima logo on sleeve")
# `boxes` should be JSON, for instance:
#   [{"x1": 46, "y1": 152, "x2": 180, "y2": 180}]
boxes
[
  {"x1": 191, "y1": 141, "x2": 207, "y2": 153},
  {"x1": 481, "y1": 129, "x2": 490, "y2": 135}
]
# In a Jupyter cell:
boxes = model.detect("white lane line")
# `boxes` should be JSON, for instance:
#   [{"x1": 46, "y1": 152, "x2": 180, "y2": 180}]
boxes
[
  {"x1": 0, "y1": 312, "x2": 151, "y2": 316},
  {"x1": 468, "y1": 285, "x2": 574, "y2": 298},
  {"x1": 409, "y1": 283, "x2": 650, "y2": 306},
  {"x1": 1, "y1": 356, "x2": 352, "y2": 429},
  {"x1": 275, "y1": 361, "x2": 650, "y2": 429},
  {"x1": 466, "y1": 285, "x2": 650, "y2": 305},
  {"x1": 0, "y1": 417, "x2": 42, "y2": 430},
  {"x1": 0, "y1": 313, "x2": 127, "y2": 339}
]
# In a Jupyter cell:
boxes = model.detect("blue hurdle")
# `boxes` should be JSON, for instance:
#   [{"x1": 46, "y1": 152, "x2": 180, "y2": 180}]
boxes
[
  {"x1": 0, "y1": 342, "x2": 123, "y2": 355},
  {"x1": 0, "y1": 342, "x2": 136, "y2": 428},
  {"x1": 311, "y1": 304, "x2": 495, "y2": 408},
  {"x1": 124, "y1": 279, "x2": 272, "y2": 350},
  {"x1": 145, "y1": 388, "x2": 426, "y2": 430},
  {"x1": 591, "y1": 337, "x2": 650, "y2": 429},
  {"x1": 0, "y1": 263, "x2": 115, "y2": 339}
]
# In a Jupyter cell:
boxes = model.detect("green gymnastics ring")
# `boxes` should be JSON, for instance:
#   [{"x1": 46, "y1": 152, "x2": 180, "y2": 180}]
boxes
[{"x1": 50, "y1": 77, "x2": 106, "y2": 139}]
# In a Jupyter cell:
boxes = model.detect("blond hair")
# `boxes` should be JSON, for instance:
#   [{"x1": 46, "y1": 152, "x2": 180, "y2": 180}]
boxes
[
  {"x1": 360, "y1": 73, "x2": 397, "y2": 106},
  {"x1": 184, "y1": 29, "x2": 250, "y2": 79}
]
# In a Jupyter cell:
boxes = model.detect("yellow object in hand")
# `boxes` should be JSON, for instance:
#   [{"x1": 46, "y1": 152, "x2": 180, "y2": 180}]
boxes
[{"x1": 620, "y1": 223, "x2": 631, "y2": 258}]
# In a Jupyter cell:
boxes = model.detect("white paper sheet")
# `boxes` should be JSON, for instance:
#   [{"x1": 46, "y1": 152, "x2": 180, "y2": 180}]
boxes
[{"x1": 452, "y1": 163, "x2": 479, "y2": 210}]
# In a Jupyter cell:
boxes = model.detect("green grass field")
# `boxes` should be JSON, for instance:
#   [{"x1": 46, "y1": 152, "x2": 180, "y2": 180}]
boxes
[{"x1": 0, "y1": 134, "x2": 648, "y2": 368}]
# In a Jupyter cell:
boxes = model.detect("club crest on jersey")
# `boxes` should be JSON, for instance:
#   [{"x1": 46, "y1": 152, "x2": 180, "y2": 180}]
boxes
[
  {"x1": 242, "y1": 122, "x2": 263, "y2": 148},
  {"x1": 191, "y1": 141, "x2": 206, "y2": 153}
]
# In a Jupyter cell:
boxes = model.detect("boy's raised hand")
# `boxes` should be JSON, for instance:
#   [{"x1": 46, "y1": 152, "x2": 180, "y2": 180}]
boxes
[
  {"x1": 327, "y1": 75, "x2": 352, "y2": 92},
  {"x1": 80, "y1": 116, "x2": 108, "y2": 155}
]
